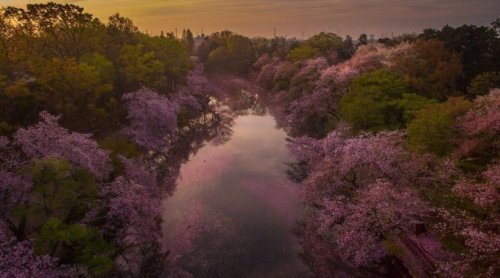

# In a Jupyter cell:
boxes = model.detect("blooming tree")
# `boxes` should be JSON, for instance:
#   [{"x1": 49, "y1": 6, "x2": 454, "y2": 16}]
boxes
[
  {"x1": 457, "y1": 89, "x2": 500, "y2": 157},
  {"x1": 100, "y1": 176, "x2": 161, "y2": 249},
  {"x1": 289, "y1": 57, "x2": 328, "y2": 94},
  {"x1": 290, "y1": 129, "x2": 433, "y2": 271},
  {"x1": 13, "y1": 112, "x2": 112, "y2": 180},
  {"x1": 325, "y1": 180, "x2": 427, "y2": 267},
  {"x1": 123, "y1": 87, "x2": 179, "y2": 152},
  {"x1": 0, "y1": 230, "x2": 74, "y2": 277},
  {"x1": 453, "y1": 164, "x2": 500, "y2": 208}
]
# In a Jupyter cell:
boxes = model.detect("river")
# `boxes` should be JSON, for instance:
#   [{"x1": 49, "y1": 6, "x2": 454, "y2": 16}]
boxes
[{"x1": 161, "y1": 89, "x2": 310, "y2": 277}]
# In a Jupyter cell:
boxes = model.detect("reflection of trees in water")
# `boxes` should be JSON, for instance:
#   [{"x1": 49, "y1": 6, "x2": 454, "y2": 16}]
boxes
[
  {"x1": 212, "y1": 75, "x2": 268, "y2": 116},
  {"x1": 210, "y1": 111, "x2": 235, "y2": 146},
  {"x1": 151, "y1": 112, "x2": 233, "y2": 196},
  {"x1": 151, "y1": 83, "x2": 268, "y2": 196},
  {"x1": 285, "y1": 161, "x2": 309, "y2": 183},
  {"x1": 225, "y1": 90, "x2": 266, "y2": 116}
]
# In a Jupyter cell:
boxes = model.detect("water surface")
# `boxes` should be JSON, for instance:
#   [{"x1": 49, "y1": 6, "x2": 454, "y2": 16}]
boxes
[{"x1": 162, "y1": 107, "x2": 309, "y2": 277}]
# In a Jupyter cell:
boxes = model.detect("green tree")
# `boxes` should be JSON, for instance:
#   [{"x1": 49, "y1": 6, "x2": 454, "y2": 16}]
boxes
[
  {"x1": 307, "y1": 32, "x2": 344, "y2": 58},
  {"x1": 286, "y1": 32, "x2": 345, "y2": 62},
  {"x1": 3, "y1": 3, "x2": 106, "y2": 59},
  {"x1": 419, "y1": 24, "x2": 500, "y2": 90},
  {"x1": 1, "y1": 57, "x2": 113, "y2": 130},
  {"x1": 143, "y1": 35, "x2": 192, "y2": 92},
  {"x1": 118, "y1": 44, "x2": 165, "y2": 91},
  {"x1": 407, "y1": 97, "x2": 472, "y2": 156},
  {"x1": 22, "y1": 159, "x2": 99, "y2": 225},
  {"x1": 396, "y1": 93, "x2": 437, "y2": 123},
  {"x1": 358, "y1": 34, "x2": 368, "y2": 46},
  {"x1": 0, "y1": 2, "x2": 193, "y2": 134},
  {"x1": 252, "y1": 37, "x2": 270, "y2": 57},
  {"x1": 182, "y1": 29, "x2": 195, "y2": 53},
  {"x1": 206, "y1": 34, "x2": 255, "y2": 74},
  {"x1": 467, "y1": 71, "x2": 500, "y2": 97},
  {"x1": 105, "y1": 13, "x2": 139, "y2": 63},
  {"x1": 287, "y1": 44, "x2": 319, "y2": 62},
  {"x1": 391, "y1": 39, "x2": 463, "y2": 100},
  {"x1": 5, "y1": 158, "x2": 115, "y2": 275},
  {"x1": 344, "y1": 35, "x2": 355, "y2": 58},
  {"x1": 35, "y1": 58, "x2": 113, "y2": 130},
  {"x1": 340, "y1": 70, "x2": 411, "y2": 131},
  {"x1": 36, "y1": 218, "x2": 114, "y2": 276}
]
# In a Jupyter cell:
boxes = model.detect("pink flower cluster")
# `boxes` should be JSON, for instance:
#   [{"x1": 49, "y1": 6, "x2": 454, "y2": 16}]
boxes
[
  {"x1": 453, "y1": 164, "x2": 500, "y2": 208},
  {"x1": 13, "y1": 112, "x2": 112, "y2": 180},
  {"x1": 291, "y1": 129, "x2": 430, "y2": 267},
  {"x1": 457, "y1": 89, "x2": 500, "y2": 156},
  {"x1": 0, "y1": 231, "x2": 74, "y2": 277},
  {"x1": 100, "y1": 176, "x2": 162, "y2": 248},
  {"x1": 123, "y1": 88, "x2": 179, "y2": 152}
]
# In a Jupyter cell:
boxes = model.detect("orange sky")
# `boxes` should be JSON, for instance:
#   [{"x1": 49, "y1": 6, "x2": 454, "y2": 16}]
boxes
[{"x1": 4, "y1": 0, "x2": 500, "y2": 38}]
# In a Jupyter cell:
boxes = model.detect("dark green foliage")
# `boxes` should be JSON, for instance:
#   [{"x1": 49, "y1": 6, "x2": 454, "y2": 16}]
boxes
[
  {"x1": 340, "y1": 70, "x2": 432, "y2": 131},
  {"x1": 0, "y1": 120, "x2": 13, "y2": 135},
  {"x1": 182, "y1": 29, "x2": 195, "y2": 53},
  {"x1": 357, "y1": 34, "x2": 368, "y2": 46},
  {"x1": 22, "y1": 158, "x2": 99, "y2": 224},
  {"x1": 287, "y1": 32, "x2": 348, "y2": 62},
  {"x1": 4, "y1": 158, "x2": 115, "y2": 275},
  {"x1": 421, "y1": 182, "x2": 488, "y2": 220},
  {"x1": 343, "y1": 35, "x2": 355, "y2": 58},
  {"x1": 391, "y1": 40, "x2": 463, "y2": 101},
  {"x1": 0, "y1": 3, "x2": 192, "y2": 132},
  {"x1": 420, "y1": 23, "x2": 500, "y2": 90},
  {"x1": 287, "y1": 45, "x2": 319, "y2": 62},
  {"x1": 206, "y1": 34, "x2": 255, "y2": 75},
  {"x1": 406, "y1": 97, "x2": 472, "y2": 156},
  {"x1": 467, "y1": 71, "x2": 500, "y2": 97},
  {"x1": 36, "y1": 218, "x2": 114, "y2": 276},
  {"x1": 396, "y1": 93, "x2": 438, "y2": 123},
  {"x1": 98, "y1": 136, "x2": 140, "y2": 176}
]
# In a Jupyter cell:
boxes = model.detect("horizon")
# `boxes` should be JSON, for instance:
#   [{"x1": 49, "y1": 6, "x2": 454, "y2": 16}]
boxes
[{"x1": 3, "y1": 0, "x2": 500, "y2": 38}]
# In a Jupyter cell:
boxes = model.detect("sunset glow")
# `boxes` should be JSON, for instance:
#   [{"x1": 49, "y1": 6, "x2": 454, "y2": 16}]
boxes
[{"x1": 5, "y1": 0, "x2": 500, "y2": 37}]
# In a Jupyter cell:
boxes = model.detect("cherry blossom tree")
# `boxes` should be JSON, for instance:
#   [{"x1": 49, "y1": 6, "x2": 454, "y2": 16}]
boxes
[
  {"x1": 324, "y1": 180, "x2": 428, "y2": 267},
  {"x1": 98, "y1": 176, "x2": 164, "y2": 275},
  {"x1": 0, "y1": 230, "x2": 74, "y2": 277},
  {"x1": 285, "y1": 87, "x2": 339, "y2": 136},
  {"x1": 174, "y1": 61, "x2": 219, "y2": 119},
  {"x1": 453, "y1": 164, "x2": 500, "y2": 208},
  {"x1": 290, "y1": 129, "x2": 433, "y2": 272},
  {"x1": 255, "y1": 56, "x2": 283, "y2": 89},
  {"x1": 318, "y1": 43, "x2": 410, "y2": 91},
  {"x1": 100, "y1": 176, "x2": 161, "y2": 247},
  {"x1": 122, "y1": 87, "x2": 179, "y2": 152},
  {"x1": 13, "y1": 111, "x2": 111, "y2": 180},
  {"x1": 289, "y1": 57, "x2": 328, "y2": 94},
  {"x1": 457, "y1": 89, "x2": 500, "y2": 158},
  {"x1": 291, "y1": 130, "x2": 427, "y2": 200}
]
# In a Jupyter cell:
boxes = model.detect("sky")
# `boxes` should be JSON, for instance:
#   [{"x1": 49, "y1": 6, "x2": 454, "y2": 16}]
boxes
[{"x1": 3, "y1": 0, "x2": 500, "y2": 38}]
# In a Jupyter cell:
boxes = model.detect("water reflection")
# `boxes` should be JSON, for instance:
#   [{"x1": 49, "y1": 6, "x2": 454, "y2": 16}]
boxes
[{"x1": 161, "y1": 85, "x2": 310, "y2": 277}]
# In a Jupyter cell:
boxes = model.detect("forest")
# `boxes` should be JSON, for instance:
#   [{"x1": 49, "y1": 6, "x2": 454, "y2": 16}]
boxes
[{"x1": 0, "y1": 2, "x2": 499, "y2": 278}]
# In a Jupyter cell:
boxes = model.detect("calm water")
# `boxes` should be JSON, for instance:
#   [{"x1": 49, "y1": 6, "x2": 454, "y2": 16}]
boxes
[{"x1": 162, "y1": 107, "x2": 310, "y2": 277}]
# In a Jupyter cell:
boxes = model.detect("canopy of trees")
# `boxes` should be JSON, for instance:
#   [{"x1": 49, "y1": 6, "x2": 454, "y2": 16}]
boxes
[
  {"x1": 0, "y1": 3, "x2": 192, "y2": 133},
  {"x1": 252, "y1": 19, "x2": 499, "y2": 277},
  {"x1": 0, "y1": 3, "x2": 219, "y2": 277},
  {"x1": 197, "y1": 31, "x2": 255, "y2": 75}
]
